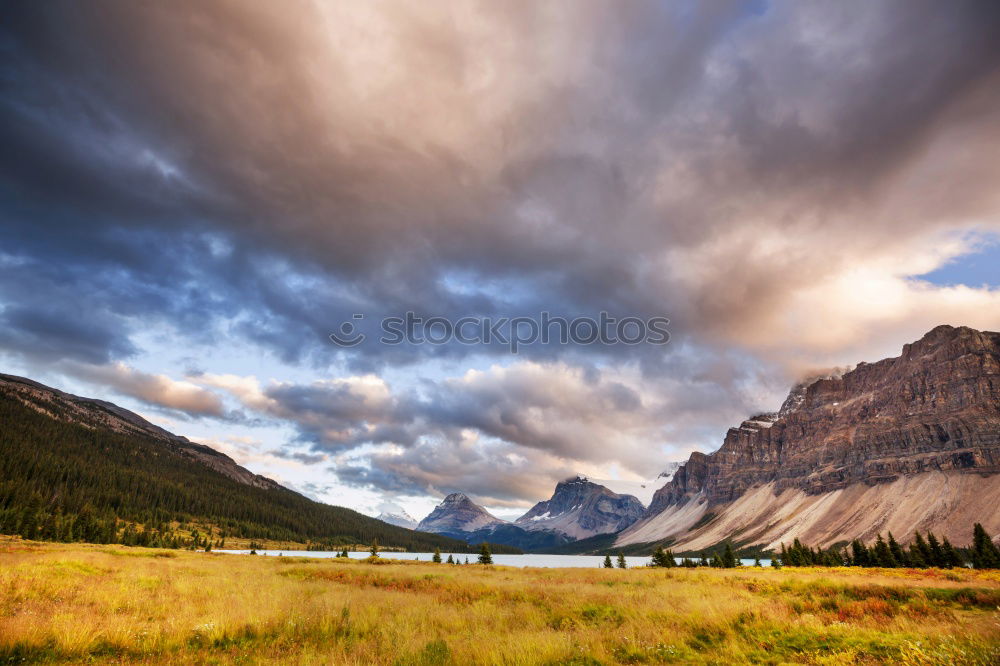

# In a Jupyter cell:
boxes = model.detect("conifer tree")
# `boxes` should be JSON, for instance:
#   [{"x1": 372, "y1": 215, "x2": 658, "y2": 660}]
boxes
[
  {"x1": 911, "y1": 532, "x2": 932, "y2": 568},
  {"x1": 617, "y1": 552, "x2": 627, "y2": 569},
  {"x1": 850, "y1": 540, "x2": 870, "y2": 567},
  {"x1": 754, "y1": 556, "x2": 762, "y2": 567},
  {"x1": 603, "y1": 554, "x2": 613, "y2": 568},
  {"x1": 941, "y1": 537, "x2": 963, "y2": 568},
  {"x1": 446, "y1": 554, "x2": 454, "y2": 564},
  {"x1": 722, "y1": 543, "x2": 738, "y2": 568},
  {"x1": 370, "y1": 539, "x2": 379, "y2": 558},
  {"x1": 432, "y1": 547, "x2": 442, "y2": 563},
  {"x1": 651, "y1": 546, "x2": 672, "y2": 567},
  {"x1": 887, "y1": 532, "x2": 908, "y2": 567},
  {"x1": 971, "y1": 523, "x2": 1000, "y2": 569},
  {"x1": 478, "y1": 543, "x2": 493, "y2": 565},
  {"x1": 926, "y1": 532, "x2": 945, "y2": 568},
  {"x1": 873, "y1": 534, "x2": 897, "y2": 568}
]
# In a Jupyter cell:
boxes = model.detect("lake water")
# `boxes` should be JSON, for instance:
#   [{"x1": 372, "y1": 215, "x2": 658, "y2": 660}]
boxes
[{"x1": 217, "y1": 550, "x2": 771, "y2": 568}]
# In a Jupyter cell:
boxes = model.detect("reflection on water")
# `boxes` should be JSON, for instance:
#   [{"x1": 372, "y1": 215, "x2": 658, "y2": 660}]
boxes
[{"x1": 217, "y1": 550, "x2": 771, "y2": 568}]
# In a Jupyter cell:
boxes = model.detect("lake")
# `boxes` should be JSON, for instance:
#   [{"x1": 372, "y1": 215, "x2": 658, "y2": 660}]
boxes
[{"x1": 217, "y1": 550, "x2": 771, "y2": 568}]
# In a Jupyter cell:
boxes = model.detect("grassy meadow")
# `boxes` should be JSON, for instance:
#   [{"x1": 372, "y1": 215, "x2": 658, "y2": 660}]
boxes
[{"x1": 2, "y1": 538, "x2": 999, "y2": 665}]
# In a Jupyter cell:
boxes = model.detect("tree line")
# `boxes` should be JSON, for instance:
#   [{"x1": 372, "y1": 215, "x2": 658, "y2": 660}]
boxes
[
  {"x1": 634, "y1": 524, "x2": 1000, "y2": 570},
  {"x1": 775, "y1": 525, "x2": 1000, "y2": 569}
]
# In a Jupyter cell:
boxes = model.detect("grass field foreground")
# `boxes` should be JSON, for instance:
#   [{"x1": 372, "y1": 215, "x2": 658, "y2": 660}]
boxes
[{"x1": 1, "y1": 539, "x2": 999, "y2": 664}]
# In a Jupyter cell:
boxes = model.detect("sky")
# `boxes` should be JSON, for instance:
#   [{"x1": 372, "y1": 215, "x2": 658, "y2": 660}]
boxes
[{"x1": 2, "y1": 1, "x2": 1000, "y2": 522}]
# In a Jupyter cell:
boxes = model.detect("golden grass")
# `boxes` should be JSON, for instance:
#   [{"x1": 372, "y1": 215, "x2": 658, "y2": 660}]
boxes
[{"x1": 1, "y1": 539, "x2": 998, "y2": 664}]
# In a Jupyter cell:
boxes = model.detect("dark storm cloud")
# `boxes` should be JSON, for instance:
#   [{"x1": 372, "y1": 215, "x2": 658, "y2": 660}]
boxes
[
  {"x1": 4, "y1": 1, "x2": 1000, "y2": 367},
  {"x1": 4, "y1": 1, "x2": 1000, "y2": 502}
]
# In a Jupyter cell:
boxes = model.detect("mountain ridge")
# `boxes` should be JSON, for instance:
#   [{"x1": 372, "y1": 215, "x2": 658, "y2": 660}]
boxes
[
  {"x1": 618, "y1": 324, "x2": 1000, "y2": 550},
  {"x1": 0, "y1": 374, "x2": 471, "y2": 551}
]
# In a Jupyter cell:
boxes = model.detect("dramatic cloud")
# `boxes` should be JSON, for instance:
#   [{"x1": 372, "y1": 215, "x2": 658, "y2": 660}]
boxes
[
  {"x1": 3, "y1": 1, "x2": 1000, "y2": 508},
  {"x1": 194, "y1": 359, "x2": 773, "y2": 502},
  {"x1": 67, "y1": 362, "x2": 225, "y2": 417}
]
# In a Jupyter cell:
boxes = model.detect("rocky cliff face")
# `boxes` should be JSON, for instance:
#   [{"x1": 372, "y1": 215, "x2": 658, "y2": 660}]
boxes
[
  {"x1": 416, "y1": 493, "x2": 507, "y2": 535},
  {"x1": 620, "y1": 325, "x2": 1000, "y2": 549},
  {"x1": 515, "y1": 476, "x2": 645, "y2": 539},
  {"x1": 0, "y1": 373, "x2": 281, "y2": 491}
]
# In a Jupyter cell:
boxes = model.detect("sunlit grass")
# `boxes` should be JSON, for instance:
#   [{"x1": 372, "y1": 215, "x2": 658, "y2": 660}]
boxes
[{"x1": 1, "y1": 538, "x2": 998, "y2": 664}]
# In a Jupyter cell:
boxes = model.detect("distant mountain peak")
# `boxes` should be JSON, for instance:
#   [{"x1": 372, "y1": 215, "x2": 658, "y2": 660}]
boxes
[
  {"x1": 558, "y1": 475, "x2": 592, "y2": 486},
  {"x1": 377, "y1": 509, "x2": 418, "y2": 530},
  {"x1": 417, "y1": 492, "x2": 506, "y2": 535},
  {"x1": 515, "y1": 477, "x2": 644, "y2": 540}
]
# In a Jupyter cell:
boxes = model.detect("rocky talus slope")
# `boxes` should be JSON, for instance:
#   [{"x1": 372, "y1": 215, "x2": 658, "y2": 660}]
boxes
[{"x1": 619, "y1": 325, "x2": 1000, "y2": 550}]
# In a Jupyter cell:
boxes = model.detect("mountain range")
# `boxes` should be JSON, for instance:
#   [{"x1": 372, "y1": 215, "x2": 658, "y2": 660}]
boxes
[
  {"x1": 3, "y1": 325, "x2": 999, "y2": 555},
  {"x1": 411, "y1": 476, "x2": 657, "y2": 550},
  {"x1": 406, "y1": 325, "x2": 1000, "y2": 554}
]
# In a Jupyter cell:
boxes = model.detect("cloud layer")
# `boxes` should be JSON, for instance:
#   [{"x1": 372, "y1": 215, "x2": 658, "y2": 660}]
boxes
[{"x1": 3, "y1": 1, "x2": 1000, "y2": 506}]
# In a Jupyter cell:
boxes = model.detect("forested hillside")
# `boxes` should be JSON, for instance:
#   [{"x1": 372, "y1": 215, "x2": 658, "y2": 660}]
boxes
[{"x1": 0, "y1": 389, "x2": 473, "y2": 552}]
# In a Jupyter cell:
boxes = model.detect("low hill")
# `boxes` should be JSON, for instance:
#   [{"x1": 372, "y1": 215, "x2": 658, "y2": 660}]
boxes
[{"x1": 0, "y1": 375, "x2": 475, "y2": 552}]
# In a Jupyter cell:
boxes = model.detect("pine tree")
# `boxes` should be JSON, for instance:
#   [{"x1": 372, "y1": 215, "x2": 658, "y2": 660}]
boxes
[
  {"x1": 722, "y1": 543, "x2": 738, "y2": 568},
  {"x1": 850, "y1": 540, "x2": 870, "y2": 567},
  {"x1": 617, "y1": 552, "x2": 627, "y2": 569},
  {"x1": 941, "y1": 538, "x2": 963, "y2": 568},
  {"x1": 370, "y1": 539, "x2": 379, "y2": 558},
  {"x1": 603, "y1": 554, "x2": 613, "y2": 568},
  {"x1": 887, "y1": 532, "x2": 908, "y2": 567},
  {"x1": 446, "y1": 554, "x2": 454, "y2": 564},
  {"x1": 873, "y1": 534, "x2": 897, "y2": 568},
  {"x1": 911, "y1": 532, "x2": 932, "y2": 568},
  {"x1": 926, "y1": 532, "x2": 945, "y2": 568},
  {"x1": 651, "y1": 546, "x2": 672, "y2": 568},
  {"x1": 432, "y1": 547, "x2": 442, "y2": 563},
  {"x1": 478, "y1": 543, "x2": 493, "y2": 565},
  {"x1": 971, "y1": 523, "x2": 1000, "y2": 569},
  {"x1": 753, "y1": 556, "x2": 762, "y2": 567}
]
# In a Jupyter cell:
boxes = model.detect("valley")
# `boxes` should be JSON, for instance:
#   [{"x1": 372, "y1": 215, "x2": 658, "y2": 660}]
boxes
[{"x1": 3, "y1": 538, "x2": 998, "y2": 665}]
